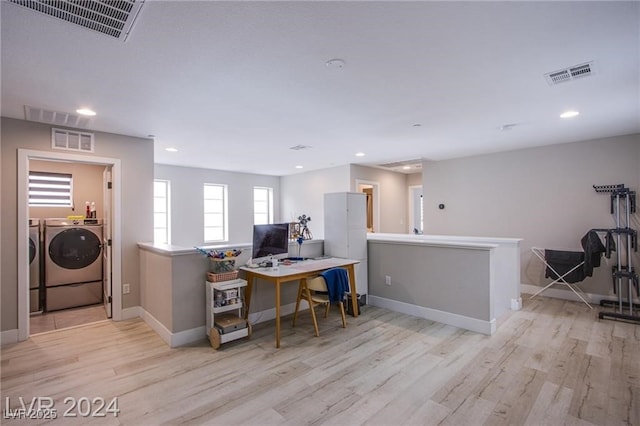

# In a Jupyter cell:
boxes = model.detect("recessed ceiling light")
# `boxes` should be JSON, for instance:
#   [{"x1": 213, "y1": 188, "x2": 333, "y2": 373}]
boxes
[
  {"x1": 165, "y1": 147, "x2": 178, "y2": 152},
  {"x1": 402, "y1": 166, "x2": 411, "y2": 170},
  {"x1": 355, "y1": 152, "x2": 366, "y2": 157},
  {"x1": 76, "y1": 108, "x2": 96, "y2": 116},
  {"x1": 295, "y1": 165, "x2": 303, "y2": 169},
  {"x1": 560, "y1": 110, "x2": 580, "y2": 119}
]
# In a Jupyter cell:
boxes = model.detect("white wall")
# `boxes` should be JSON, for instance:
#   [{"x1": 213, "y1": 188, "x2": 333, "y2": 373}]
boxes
[
  {"x1": 154, "y1": 164, "x2": 281, "y2": 247},
  {"x1": 280, "y1": 165, "x2": 350, "y2": 239},
  {"x1": 422, "y1": 133, "x2": 640, "y2": 297}
]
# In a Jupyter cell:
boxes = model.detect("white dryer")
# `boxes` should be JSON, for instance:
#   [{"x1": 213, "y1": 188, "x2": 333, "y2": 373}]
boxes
[
  {"x1": 29, "y1": 219, "x2": 41, "y2": 313},
  {"x1": 44, "y1": 219, "x2": 103, "y2": 311}
]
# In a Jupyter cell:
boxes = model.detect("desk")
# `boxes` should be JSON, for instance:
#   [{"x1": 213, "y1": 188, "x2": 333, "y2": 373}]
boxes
[{"x1": 240, "y1": 258, "x2": 360, "y2": 348}]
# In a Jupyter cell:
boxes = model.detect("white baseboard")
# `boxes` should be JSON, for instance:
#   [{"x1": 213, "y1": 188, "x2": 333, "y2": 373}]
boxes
[
  {"x1": 368, "y1": 295, "x2": 496, "y2": 336},
  {"x1": 120, "y1": 306, "x2": 143, "y2": 320},
  {"x1": 139, "y1": 309, "x2": 207, "y2": 348},
  {"x1": 140, "y1": 303, "x2": 303, "y2": 348},
  {"x1": 0, "y1": 329, "x2": 19, "y2": 346},
  {"x1": 521, "y1": 283, "x2": 640, "y2": 306}
]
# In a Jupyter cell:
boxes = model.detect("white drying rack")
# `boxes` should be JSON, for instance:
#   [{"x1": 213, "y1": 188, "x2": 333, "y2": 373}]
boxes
[{"x1": 530, "y1": 247, "x2": 592, "y2": 309}]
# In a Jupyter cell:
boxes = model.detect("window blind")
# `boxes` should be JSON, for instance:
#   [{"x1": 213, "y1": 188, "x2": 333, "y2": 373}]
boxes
[{"x1": 29, "y1": 171, "x2": 73, "y2": 206}]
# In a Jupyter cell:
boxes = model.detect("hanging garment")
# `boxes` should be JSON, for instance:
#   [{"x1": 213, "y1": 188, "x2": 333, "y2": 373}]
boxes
[{"x1": 581, "y1": 230, "x2": 607, "y2": 276}]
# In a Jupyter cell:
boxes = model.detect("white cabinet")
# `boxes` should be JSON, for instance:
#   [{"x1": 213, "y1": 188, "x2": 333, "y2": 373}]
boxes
[
  {"x1": 324, "y1": 192, "x2": 368, "y2": 295},
  {"x1": 205, "y1": 279, "x2": 250, "y2": 349}
]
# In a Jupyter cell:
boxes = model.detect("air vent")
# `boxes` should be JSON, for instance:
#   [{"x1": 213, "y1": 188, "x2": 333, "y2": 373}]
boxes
[
  {"x1": 8, "y1": 0, "x2": 145, "y2": 42},
  {"x1": 378, "y1": 159, "x2": 423, "y2": 172},
  {"x1": 25, "y1": 106, "x2": 92, "y2": 128},
  {"x1": 51, "y1": 128, "x2": 95, "y2": 153},
  {"x1": 289, "y1": 145, "x2": 313, "y2": 151},
  {"x1": 544, "y1": 61, "x2": 595, "y2": 86}
]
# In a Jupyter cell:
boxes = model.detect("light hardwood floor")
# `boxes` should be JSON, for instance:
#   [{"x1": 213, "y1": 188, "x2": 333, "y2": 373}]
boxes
[
  {"x1": 30, "y1": 304, "x2": 108, "y2": 334},
  {"x1": 1, "y1": 295, "x2": 638, "y2": 425}
]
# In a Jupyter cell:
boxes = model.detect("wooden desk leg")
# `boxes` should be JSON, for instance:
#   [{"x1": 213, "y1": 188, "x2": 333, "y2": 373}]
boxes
[
  {"x1": 275, "y1": 279, "x2": 281, "y2": 348},
  {"x1": 244, "y1": 273, "x2": 254, "y2": 320},
  {"x1": 346, "y1": 264, "x2": 359, "y2": 317}
]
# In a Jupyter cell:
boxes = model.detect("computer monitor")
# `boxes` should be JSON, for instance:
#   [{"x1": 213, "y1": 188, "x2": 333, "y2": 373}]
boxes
[{"x1": 251, "y1": 223, "x2": 290, "y2": 264}]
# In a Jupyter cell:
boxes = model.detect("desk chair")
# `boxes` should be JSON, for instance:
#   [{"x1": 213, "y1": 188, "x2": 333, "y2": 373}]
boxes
[{"x1": 292, "y1": 276, "x2": 347, "y2": 336}]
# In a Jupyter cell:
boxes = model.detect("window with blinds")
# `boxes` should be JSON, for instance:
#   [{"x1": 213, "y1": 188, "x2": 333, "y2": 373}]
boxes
[{"x1": 29, "y1": 171, "x2": 73, "y2": 207}]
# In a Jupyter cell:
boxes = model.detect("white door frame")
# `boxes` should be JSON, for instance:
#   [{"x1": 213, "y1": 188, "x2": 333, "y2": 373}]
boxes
[
  {"x1": 355, "y1": 179, "x2": 380, "y2": 233},
  {"x1": 408, "y1": 185, "x2": 423, "y2": 234},
  {"x1": 17, "y1": 149, "x2": 122, "y2": 341}
]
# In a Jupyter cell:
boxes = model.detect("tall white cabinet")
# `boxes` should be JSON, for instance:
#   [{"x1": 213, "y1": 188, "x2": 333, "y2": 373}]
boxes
[{"x1": 324, "y1": 192, "x2": 368, "y2": 296}]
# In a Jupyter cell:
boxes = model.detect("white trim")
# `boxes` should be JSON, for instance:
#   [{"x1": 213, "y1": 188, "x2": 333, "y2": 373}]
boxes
[
  {"x1": 140, "y1": 302, "x2": 304, "y2": 348},
  {"x1": 1, "y1": 329, "x2": 19, "y2": 346},
  {"x1": 355, "y1": 179, "x2": 380, "y2": 233},
  {"x1": 17, "y1": 149, "x2": 123, "y2": 341},
  {"x1": 521, "y1": 283, "x2": 640, "y2": 305},
  {"x1": 368, "y1": 295, "x2": 496, "y2": 335},
  {"x1": 121, "y1": 306, "x2": 143, "y2": 320},
  {"x1": 407, "y1": 184, "x2": 423, "y2": 234},
  {"x1": 140, "y1": 309, "x2": 173, "y2": 346}
]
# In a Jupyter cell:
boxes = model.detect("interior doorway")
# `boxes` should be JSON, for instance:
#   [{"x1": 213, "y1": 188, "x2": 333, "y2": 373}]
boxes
[
  {"x1": 17, "y1": 149, "x2": 122, "y2": 341},
  {"x1": 408, "y1": 185, "x2": 423, "y2": 234},
  {"x1": 356, "y1": 180, "x2": 380, "y2": 233}
]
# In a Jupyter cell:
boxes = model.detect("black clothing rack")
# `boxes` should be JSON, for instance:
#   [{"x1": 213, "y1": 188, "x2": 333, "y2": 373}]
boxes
[{"x1": 593, "y1": 184, "x2": 640, "y2": 324}]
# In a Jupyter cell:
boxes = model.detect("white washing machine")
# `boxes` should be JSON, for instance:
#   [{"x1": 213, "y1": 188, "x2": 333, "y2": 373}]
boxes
[
  {"x1": 44, "y1": 219, "x2": 103, "y2": 311},
  {"x1": 29, "y1": 219, "x2": 41, "y2": 313}
]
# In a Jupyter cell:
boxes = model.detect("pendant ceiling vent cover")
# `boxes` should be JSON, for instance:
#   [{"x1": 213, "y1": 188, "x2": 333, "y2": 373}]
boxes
[
  {"x1": 9, "y1": 0, "x2": 145, "y2": 42},
  {"x1": 544, "y1": 61, "x2": 595, "y2": 86}
]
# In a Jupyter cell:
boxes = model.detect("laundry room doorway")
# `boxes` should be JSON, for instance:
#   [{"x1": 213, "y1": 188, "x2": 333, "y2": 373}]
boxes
[
  {"x1": 356, "y1": 180, "x2": 380, "y2": 233},
  {"x1": 17, "y1": 149, "x2": 122, "y2": 340}
]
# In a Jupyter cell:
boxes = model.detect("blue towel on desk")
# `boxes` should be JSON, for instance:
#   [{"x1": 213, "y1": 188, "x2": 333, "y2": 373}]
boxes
[{"x1": 320, "y1": 268, "x2": 350, "y2": 302}]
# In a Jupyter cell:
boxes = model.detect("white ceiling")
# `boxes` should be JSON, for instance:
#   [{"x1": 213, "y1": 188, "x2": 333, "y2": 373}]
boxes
[{"x1": 2, "y1": 1, "x2": 639, "y2": 176}]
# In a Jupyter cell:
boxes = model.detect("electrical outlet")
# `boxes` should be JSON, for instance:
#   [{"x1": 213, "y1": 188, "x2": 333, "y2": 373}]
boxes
[
  {"x1": 385, "y1": 275, "x2": 391, "y2": 286},
  {"x1": 123, "y1": 283, "x2": 130, "y2": 294}
]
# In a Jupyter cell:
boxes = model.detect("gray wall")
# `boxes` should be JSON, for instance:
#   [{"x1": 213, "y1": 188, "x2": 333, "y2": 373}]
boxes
[
  {"x1": 368, "y1": 240, "x2": 492, "y2": 321},
  {"x1": 422, "y1": 133, "x2": 640, "y2": 296},
  {"x1": 154, "y1": 164, "x2": 281, "y2": 247},
  {"x1": 1, "y1": 117, "x2": 153, "y2": 331}
]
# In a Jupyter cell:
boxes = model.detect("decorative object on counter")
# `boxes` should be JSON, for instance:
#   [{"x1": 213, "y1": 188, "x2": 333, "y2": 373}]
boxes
[
  {"x1": 297, "y1": 214, "x2": 313, "y2": 240},
  {"x1": 196, "y1": 247, "x2": 243, "y2": 282},
  {"x1": 296, "y1": 236, "x2": 304, "y2": 258},
  {"x1": 289, "y1": 222, "x2": 301, "y2": 240}
]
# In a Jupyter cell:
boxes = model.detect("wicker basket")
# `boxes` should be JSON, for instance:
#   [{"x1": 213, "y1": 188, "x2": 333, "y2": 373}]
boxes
[{"x1": 207, "y1": 270, "x2": 239, "y2": 283}]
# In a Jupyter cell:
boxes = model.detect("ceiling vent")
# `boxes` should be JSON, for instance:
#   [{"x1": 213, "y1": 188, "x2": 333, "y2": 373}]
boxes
[
  {"x1": 289, "y1": 144, "x2": 313, "y2": 151},
  {"x1": 8, "y1": 0, "x2": 145, "y2": 42},
  {"x1": 378, "y1": 159, "x2": 423, "y2": 172},
  {"x1": 544, "y1": 61, "x2": 595, "y2": 86},
  {"x1": 25, "y1": 106, "x2": 92, "y2": 128}
]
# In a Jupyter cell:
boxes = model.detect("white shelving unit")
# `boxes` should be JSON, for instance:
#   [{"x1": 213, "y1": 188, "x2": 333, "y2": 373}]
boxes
[{"x1": 205, "y1": 278, "x2": 251, "y2": 349}]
